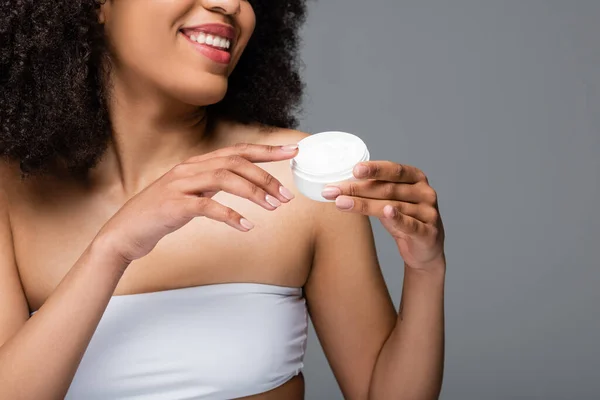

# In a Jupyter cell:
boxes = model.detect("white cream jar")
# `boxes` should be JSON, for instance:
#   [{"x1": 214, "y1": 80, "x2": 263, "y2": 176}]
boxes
[{"x1": 290, "y1": 131, "x2": 370, "y2": 202}]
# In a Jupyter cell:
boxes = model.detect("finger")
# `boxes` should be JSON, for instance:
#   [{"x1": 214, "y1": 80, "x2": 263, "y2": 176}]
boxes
[
  {"x1": 382, "y1": 205, "x2": 433, "y2": 238},
  {"x1": 177, "y1": 169, "x2": 283, "y2": 211},
  {"x1": 173, "y1": 155, "x2": 295, "y2": 203},
  {"x1": 353, "y1": 161, "x2": 426, "y2": 183},
  {"x1": 322, "y1": 180, "x2": 423, "y2": 203},
  {"x1": 187, "y1": 143, "x2": 299, "y2": 164},
  {"x1": 334, "y1": 196, "x2": 438, "y2": 224},
  {"x1": 184, "y1": 197, "x2": 254, "y2": 232}
]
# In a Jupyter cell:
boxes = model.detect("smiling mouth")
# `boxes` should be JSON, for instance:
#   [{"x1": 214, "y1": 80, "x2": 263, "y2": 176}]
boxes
[
  {"x1": 180, "y1": 24, "x2": 235, "y2": 54},
  {"x1": 181, "y1": 31, "x2": 232, "y2": 52},
  {"x1": 180, "y1": 24, "x2": 236, "y2": 64}
]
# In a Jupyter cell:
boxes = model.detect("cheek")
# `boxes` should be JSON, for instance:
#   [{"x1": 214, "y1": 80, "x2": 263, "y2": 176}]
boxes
[{"x1": 109, "y1": 17, "x2": 175, "y2": 74}]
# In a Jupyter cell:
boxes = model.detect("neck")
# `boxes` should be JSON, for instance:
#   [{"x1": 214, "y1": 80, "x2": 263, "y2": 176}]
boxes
[{"x1": 90, "y1": 71, "x2": 214, "y2": 196}]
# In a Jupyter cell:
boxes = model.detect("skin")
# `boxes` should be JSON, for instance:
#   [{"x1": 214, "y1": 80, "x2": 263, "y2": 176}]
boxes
[{"x1": 0, "y1": 1, "x2": 445, "y2": 399}]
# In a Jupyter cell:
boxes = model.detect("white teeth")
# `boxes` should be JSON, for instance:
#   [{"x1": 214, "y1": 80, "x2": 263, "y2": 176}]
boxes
[{"x1": 187, "y1": 32, "x2": 230, "y2": 49}]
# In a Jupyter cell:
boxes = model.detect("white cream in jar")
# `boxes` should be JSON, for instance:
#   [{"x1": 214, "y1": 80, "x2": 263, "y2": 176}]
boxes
[{"x1": 290, "y1": 131, "x2": 370, "y2": 202}]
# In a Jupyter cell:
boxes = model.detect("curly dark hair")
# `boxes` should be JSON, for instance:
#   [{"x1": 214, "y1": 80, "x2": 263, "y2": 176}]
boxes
[{"x1": 0, "y1": 0, "x2": 307, "y2": 177}]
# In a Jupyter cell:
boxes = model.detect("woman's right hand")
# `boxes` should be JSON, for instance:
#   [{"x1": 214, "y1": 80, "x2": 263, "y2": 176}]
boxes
[{"x1": 97, "y1": 143, "x2": 299, "y2": 265}]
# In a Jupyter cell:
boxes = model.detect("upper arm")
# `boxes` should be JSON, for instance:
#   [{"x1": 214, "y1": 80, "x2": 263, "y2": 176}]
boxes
[
  {"x1": 304, "y1": 204, "x2": 398, "y2": 399},
  {"x1": 0, "y1": 186, "x2": 29, "y2": 347}
]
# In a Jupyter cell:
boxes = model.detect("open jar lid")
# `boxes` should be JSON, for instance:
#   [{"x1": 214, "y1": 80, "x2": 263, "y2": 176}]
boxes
[{"x1": 291, "y1": 131, "x2": 370, "y2": 178}]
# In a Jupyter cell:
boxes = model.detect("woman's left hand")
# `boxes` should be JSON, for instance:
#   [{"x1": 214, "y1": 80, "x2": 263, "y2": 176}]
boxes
[{"x1": 321, "y1": 161, "x2": 445, "y2": 271}]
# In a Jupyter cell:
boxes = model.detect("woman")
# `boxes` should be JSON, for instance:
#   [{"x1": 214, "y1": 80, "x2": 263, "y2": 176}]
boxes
[{"x1": 0, "y1": 0, "x2": 446, "y2": 399}]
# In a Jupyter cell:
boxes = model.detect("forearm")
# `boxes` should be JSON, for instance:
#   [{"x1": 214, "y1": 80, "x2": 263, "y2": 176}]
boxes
[
  {"x1": 369, "y1": 263, "x2": 445, "y2": 400},
  {"x1": 0, "y1": 233, "x2": 128, "y2": 400}
]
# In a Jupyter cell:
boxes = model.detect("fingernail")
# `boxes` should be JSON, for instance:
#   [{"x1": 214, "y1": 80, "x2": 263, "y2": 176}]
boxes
[
  {"x1": 321, "y1": 186, "x2": 342, "y2": 199},
  {"x1": 279, "y1": 186, "x2": 295, "y2": 200},
  {"x1": 266, "y1": 194, "x2": 282, "y2": 208},
  {"x1": 240, "y1": 218, "x2": 255, "y2": 230},
  {"x1": 354, "y1": 164, "x2": 369, "y2": 178},
  {"x1": 336, "y1": 196, "x2": 354, "y2": 210},
  {"x1": 281, "y1": 144, "x2": 299, "y2": 152},
  {"x1": 384, "y1": 205, "x2": 397, "y2": 218}
]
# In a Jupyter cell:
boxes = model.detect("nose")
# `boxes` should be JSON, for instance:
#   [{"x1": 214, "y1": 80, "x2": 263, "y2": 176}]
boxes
[{"x1": 200, "y1": 0, "x2": 241, "y2": 16}]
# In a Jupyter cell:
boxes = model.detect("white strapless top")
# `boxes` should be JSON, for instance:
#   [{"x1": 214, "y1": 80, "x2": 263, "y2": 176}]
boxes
[{"x1": 62, "y1": 283, "x2": 308, "y2": 399}]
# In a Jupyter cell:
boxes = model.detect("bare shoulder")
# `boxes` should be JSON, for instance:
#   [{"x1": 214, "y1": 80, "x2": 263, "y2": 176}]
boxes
[
  {"x1": 0, "y1": 161, "x2": 27, "y2": 232},
  {"x1": 0, "y1": 159, "x2": 47, "y2": 206},
  {"x1": 212, "y1": 119, "x2": 311, "y2": 147},
  {"x1": 0, "y1": 160, "x2": 22, "y2": 203},
  {"x1": 255, "y1": 126, "x2": 312, "y2": 147},
  {"x1": 0, "y1": 160, "x2": 30, "y2": 345},
  {"x1": 220, "y1": 120, "x2": 312, "y2": 148}
]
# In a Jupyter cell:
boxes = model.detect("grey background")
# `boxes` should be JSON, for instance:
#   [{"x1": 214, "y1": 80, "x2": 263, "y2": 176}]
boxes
[{"x1": 297, "y1": 1, "x2": 600, "y2": 399}]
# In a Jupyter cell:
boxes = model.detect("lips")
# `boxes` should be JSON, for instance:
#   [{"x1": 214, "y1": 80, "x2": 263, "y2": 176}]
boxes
[{"x1": 180, "y1": 23, "x2": 237, "y2": 64}]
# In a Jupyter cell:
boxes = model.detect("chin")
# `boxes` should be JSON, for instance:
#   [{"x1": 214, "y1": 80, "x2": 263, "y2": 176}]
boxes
[{"x1": 171, "y1": 76, "x2": 229, "y2": 107}]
